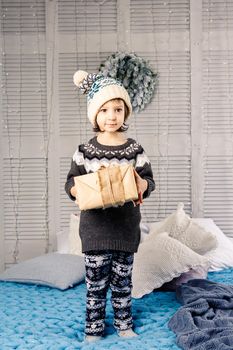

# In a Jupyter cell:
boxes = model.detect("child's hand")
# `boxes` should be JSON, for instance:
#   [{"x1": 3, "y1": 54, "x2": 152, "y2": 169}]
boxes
[
  {"x1": 70, "y1": 186, "x2": 77, "y2": 198},
  {"x1": 133, "y1": 169, "x2": 148, "y2": 205}
]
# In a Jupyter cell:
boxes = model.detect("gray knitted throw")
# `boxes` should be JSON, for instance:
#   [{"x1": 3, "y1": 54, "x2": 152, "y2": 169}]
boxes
[{"x1": 169, "y1": 279, "x2": 233, "y2": 350}]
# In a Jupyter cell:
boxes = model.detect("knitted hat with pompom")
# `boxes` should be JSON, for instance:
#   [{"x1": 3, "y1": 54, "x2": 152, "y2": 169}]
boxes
[{"x1": 73, "y1": 70, "x2": 132, "y2": 126}]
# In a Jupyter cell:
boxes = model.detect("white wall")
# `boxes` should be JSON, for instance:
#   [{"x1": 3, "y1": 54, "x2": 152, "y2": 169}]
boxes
[{"x1": 1, "y1": 0, "x2": 233, "y2": 271}]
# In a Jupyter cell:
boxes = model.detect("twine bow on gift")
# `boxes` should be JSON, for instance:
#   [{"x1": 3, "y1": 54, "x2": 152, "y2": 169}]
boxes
[{"x1": 97, "y1": 166, "x2": 126, "y2": 208}]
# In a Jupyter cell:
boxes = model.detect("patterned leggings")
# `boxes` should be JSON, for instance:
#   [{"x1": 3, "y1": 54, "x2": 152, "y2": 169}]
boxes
[{"x1": 84, "y1": 250, "x2": 134, "y2": 336}]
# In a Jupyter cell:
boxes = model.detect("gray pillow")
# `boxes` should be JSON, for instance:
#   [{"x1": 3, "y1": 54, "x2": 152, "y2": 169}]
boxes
[{"x1": 0, "y1": 253, "x2": 85, "y2": 290}]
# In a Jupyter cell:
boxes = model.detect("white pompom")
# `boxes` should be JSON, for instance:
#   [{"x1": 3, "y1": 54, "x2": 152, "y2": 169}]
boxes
[{"x1": 73, "y1": 70, "x2": 88, "y2": 87}]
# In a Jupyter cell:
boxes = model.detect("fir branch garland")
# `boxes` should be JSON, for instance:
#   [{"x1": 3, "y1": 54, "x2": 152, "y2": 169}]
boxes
[{"x1": 99, "y1": 52, "x2": 159, "y2": 113}]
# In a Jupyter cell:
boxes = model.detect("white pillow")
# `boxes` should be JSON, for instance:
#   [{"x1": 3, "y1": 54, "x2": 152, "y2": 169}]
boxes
[
  {"x1": 132, "y1": 231, "x2": 210, "y2": 298},
  {"x1": 192, "y1": 218, "x2": 233, "y2": 271},
  {"x1": 69, "y1": 213, "x2": 83, "y2": 256},
  {"x1": 148, "y1": 203, "x2": 217, "y2": 255}
]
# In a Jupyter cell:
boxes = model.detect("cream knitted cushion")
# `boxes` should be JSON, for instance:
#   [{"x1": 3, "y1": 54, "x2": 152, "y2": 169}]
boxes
[
  {"x1": 194, "y1": 218, "x2": 233, "y2": 271},
  {"x1": 132, "y1": 231, "x2": 210, "y2": 298},
  {"x1": 148, "y1": 203, "x2": 217, "y2": 255}
]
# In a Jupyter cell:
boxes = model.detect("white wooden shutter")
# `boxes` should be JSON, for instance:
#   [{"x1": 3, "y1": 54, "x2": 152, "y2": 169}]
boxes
[
  {"x1": 1, "y1": 0, "x2": 233, "y2": 271},
  {"x1": 130, "y1": 0, "x2": 190, "y2": 32},
  {"x1": 203, "y1": 0, "x2": 233, "y2": 31},
  {"x1": 2, "y1": 54, "x2": 47, "y2": 137},
  {"x1": 58, "y1": 0, "x2": 117, "y2": 33},
  {"x1": 129, "y1": 51, "x2": 190, "y2": 135},
  {"x1": 1, "y1": 0, "x2": 45, "y2": 33},
  {"x1": 0, "y1": 0, "x2": 48, "y2": 270},
  {"x1": 141, "y1": 155, "x2": 191, "y2": 223},
  {"x1": 202, "y1": 0, "x2": 233, "y2": 238},
  {"x1": 129, "y1": 0, "x2": 191, "y2": 221},
  {"x1": 3, "y1": 158, "x2": 48, "y2": 268},
  {"x1": 204, "y1": 156, "x2": 233, "y2": 237}
]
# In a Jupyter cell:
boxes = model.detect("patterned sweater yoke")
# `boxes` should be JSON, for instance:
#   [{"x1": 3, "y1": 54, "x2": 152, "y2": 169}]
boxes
[{"x1": 73, "y1": 137, "x2": 151, "y2": 172}]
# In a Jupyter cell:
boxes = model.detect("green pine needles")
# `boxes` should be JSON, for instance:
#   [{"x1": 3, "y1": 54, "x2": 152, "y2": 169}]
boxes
[{"x1": 99, "y1": 52, "x2": 159, "y2": 113}]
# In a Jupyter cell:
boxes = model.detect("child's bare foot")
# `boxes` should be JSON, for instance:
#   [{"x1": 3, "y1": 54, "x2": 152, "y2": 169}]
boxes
[
  {"x1": 85, "y1": 335, "x2": 102, "y2": 342},
  {"x1": 118, "y1": 328, "x2": 138, "y2": 338}
]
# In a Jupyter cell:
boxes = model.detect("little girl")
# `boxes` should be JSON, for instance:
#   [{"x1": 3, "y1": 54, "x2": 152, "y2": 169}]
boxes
[{"x1": 65, "y1": 70, "x2": 155, "y2": 343}]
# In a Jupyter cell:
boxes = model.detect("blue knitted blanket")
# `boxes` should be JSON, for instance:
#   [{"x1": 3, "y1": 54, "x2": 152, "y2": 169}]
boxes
[
  {"x1": 169, "y1": 278, "x2": 233, "y2": 350},
  {"x1": 1, "y1": 268, "x2": 233, "y2": 349}
]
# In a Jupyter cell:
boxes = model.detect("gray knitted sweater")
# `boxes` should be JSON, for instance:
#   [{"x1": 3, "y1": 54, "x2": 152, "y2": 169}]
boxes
[{"x1": 65, "y1": 136, "x2": 155, "y2": 253}]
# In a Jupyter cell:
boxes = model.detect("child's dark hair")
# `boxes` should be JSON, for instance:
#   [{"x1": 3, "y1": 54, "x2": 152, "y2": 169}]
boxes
[{"x1": 93, "y1": 99, "x2": 129, "y2": 133}]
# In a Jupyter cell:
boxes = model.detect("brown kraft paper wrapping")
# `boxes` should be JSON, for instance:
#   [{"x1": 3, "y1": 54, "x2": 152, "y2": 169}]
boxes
[{"x1": 74, "y1": 164, "x2": 138, "y2": 210}]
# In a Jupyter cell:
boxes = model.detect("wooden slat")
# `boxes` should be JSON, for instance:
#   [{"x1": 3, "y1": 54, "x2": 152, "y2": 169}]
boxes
[
  {"x1": 58, "y1": 0, "x2": 117, "y2": 33},
  {"x1": 203, "y1": 0, "x2": 233, "y2": 31},
  {"x1": 202, "y1": 0, "x2": 233, "y2": 238},
  {"x1": 5, "y1": 240, "x2": 48, "y2": 266},
  {"x1": 3, "y1": 158, "x2": 48, "y2": 239},
  {"x1": 1, "y1": 0, "x2": 45, "y2": 33},
  {"x1": 141, "y1": 155, "x2": 191, "y2": 222},
  {"x1": 202, "y1": 50, "x2": 233, "y2": 133},
  {"x1": 130, "y1": 0, "x2": 190, "y2": 33},
  {"x1": 204, "y1": 156, "x2": 233, "y2": 237},
  {"x1": 130, "y1": 51, "x2": 190, "y2": 135},
  {"x1": 2, "y1": 54, "x2": 47, "y2": 137}
]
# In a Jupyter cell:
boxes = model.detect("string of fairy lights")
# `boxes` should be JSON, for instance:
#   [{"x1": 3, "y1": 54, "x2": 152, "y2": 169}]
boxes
[
  {"x1": 150, "y1": 0, "x2": 162, "y2": 223},
  {"x1": 31, "y1": 0, "x2": 50, "y2": 255},
  {"x1": 224, "y1": 0, "x2": 233, "y2": 235},
  {"x1": 11, "y1": 2, "x2": 23, "y2": 262},
  {"x1": 2, "y1": 0, "x2": 51, "y2": 263},
  {"x1": 137, "y1": 0, "x2": 162, "y2": 224},
  {"x1": 217, "y1": 0, "x2": 233, "y2": 235},
  {"x1": 2, "y1": 2, "x2": 24, "y2": 263},
  {"x1": 163, "y1": 0, "x2": 171, "y2": 218},
  {"x1": 37, "y1": 0, "x2": 51, "y2": 254},
  {"x1": 226, "y1": 0, "x2": 233, "y2": 237},
  {"x1": 146, "y1": 0, "x2": 189, "y2": 220},
  {"x1": 203, "y1": 0, "x2": 211, "y2": 222},
  {"x1": 2, "y1": 0, "x2": 233, "y2": 266},
  {"x1": 203, "y1": 0, "x2": 233, "y2": 235},
  {"x1": 225, "y1": 1, "x2": 233, "y2": 207},
  {"x1": 74, "y1": 0, "x2": 82, "y2": 142}
]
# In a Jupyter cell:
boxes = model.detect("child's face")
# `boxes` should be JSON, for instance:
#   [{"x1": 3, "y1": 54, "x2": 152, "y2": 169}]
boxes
[{"x1": 96, "y1": 99, "x2": 125, "y2": 133}]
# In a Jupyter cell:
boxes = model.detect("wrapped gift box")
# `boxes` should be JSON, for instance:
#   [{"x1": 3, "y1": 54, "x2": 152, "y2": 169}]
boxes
[{"x1": 74, "y1": 164, "x2": 138, "y2": 210}]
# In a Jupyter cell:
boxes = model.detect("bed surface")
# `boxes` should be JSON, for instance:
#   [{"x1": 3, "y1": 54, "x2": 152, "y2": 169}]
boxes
[{"x1": 0, "y1": 268, "x2": 233, "y2": 350}]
